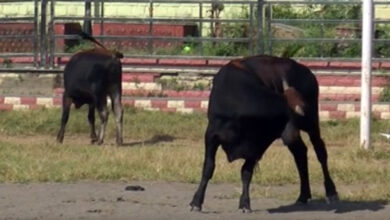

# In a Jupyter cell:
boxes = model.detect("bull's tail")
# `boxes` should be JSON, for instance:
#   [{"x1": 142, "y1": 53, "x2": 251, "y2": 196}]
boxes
[
  {"x1": 78, "y1": 31, "x2": 107, "y2": 50},
  {"x1": 78, "y1": 31, "x2": 124, "y2": 58},
  {"x1": 282, "y1": 78, "x2": 305, "y2": 116}
]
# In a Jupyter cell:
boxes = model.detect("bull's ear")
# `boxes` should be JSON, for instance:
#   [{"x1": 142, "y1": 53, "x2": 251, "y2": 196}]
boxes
[
  {"x1": 115, "y1": 51, "x2": 124, "y2": 59},
  {"x1": 116, "y1": 52, "x2": 124, "y2": 58}
]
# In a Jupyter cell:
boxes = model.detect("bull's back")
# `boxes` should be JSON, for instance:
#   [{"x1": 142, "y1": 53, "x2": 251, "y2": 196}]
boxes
[
  {"x1": 235, "y1": 55, "x2": 319, "y2": 117},
  {"x1": 63, "y1": 52, "x2": 121, "y2": 104},
  {"x1": 209, "y1": 57, "x2": 290, "y2": 120},
  {"x1": 244, "y1": 55, "x2": 319, "y2": 106}
]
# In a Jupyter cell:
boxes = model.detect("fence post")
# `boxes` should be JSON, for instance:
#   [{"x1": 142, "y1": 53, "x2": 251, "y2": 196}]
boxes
[
  {"x1": 84, "y1": 0, "x2": 92, "y2": 35},
  {"x1": 49, "y1": 0, "x2": 55, "y2": 68},
  {"x1": 361, "y1": 0, "x2": 374, "y2": 150},
  {"x1": 257, "y1": 0, "x2": 264, "y2": 54},
  {"x1": 100, "y1": 0, "x2": 104, "y2": 38},
  {"x1": 40, "y1": 0, "x2": 48, "y2": 68},
  {"x1": 199, "y1": 2, "x2": 203, "y2": 55},
  {"x1": 94, "y1": 0, "x2": 100, "y2": 18},
  {"x1": 249, "y1": 3, "x2": 254, "y2": 55},
  {"x1": 33, "y1": 0, "x2": 39, "y2": 67},
  {"x1": 148, "y1": 0, "x2": 154, "y2": 54}
]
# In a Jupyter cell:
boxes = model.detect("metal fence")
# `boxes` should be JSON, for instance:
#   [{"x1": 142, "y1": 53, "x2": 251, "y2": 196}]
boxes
[
  {"x1": 0, "y1": 0, "x2": 39, "y2": 67},
  {"x1": 0, "y1": 0, "x2": 390, "y2": 70},
  {"x1": 264, "y1": 0, "x2": 390, "y2": 60},
  {"x1": 47, "y1": 0, "x2": 258, "y2": 68}
]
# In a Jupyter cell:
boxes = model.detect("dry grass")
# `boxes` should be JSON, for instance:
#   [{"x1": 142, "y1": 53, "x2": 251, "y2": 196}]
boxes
[{"x1": 0, "y1": 108, "x2": 389, "y2": 201}]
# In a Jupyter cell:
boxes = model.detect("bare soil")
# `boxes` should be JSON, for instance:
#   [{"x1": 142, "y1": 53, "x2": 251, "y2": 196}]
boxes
[{"x1": 0, "y1": 181, "x2": 389, "y2": 220}]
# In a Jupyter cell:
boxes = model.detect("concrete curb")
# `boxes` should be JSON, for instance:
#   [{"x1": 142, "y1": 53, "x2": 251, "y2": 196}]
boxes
[{"x1": 1, "y1": 95, "x2": 390, "y2": 121}]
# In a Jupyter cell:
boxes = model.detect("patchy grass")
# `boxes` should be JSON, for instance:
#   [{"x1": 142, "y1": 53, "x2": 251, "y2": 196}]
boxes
[
  {"x1": 0, "y1": 108, "x2": 390, "y2": 201},
  {"x1": 0, "y1": 107, "x2": 206, "y2": 140}
]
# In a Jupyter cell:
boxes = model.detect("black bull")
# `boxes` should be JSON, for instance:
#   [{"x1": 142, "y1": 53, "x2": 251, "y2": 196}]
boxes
[
  {"x1": 56, "y1": 34, "x2": 124, "y2": 146},
  {"x1": 190, "y1": 55, "x2": 338, "y2": 212}
]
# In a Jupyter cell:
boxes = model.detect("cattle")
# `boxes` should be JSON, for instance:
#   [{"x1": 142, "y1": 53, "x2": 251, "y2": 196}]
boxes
[
  {"x1": 56, "y1": 32, "x2": 124, "y2": 146},
  {"x1": 190, "y1": 55, "x2": 338, "y2": 212}
]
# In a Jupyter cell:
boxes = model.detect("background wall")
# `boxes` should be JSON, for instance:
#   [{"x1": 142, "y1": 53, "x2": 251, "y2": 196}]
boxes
[{"x1": 1, "y1": 2, "x2": 390, "y2": 19}]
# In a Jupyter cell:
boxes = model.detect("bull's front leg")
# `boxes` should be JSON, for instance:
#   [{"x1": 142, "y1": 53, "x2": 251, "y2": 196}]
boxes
[
  {"x1": 239, "y1": 159, "x2": 256, "y2": 213},
  {"x1": 190, "y1": 127, "x2": 219, "y2": 211}
]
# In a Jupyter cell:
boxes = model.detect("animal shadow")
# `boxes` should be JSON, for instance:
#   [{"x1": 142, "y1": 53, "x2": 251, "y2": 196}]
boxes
[
  {"x1": 121, "y1": 134, "x2": 175, "y2": 147},
  {"x1": 267, "y1": 199, "x2": 387, "y2": 214}
]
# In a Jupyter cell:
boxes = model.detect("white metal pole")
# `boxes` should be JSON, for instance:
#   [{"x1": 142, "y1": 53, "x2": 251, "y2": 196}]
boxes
[{"x1": 361, "y1": 0, "x2": 374, "y2": 150}]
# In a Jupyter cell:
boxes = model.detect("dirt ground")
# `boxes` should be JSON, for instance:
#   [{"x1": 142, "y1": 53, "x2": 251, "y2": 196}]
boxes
[
  {"x1": 0, "y1": 181, "x2": 389, "y2": 220},
  {"x1": 1, "y1": 74, "x2": 390, "y2": 220}
]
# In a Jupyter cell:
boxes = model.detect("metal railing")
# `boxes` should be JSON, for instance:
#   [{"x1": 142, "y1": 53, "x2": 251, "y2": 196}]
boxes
[
  {"x1": 264, "y1": 0, "x2": 390, "y2": 60},
  {"x1": 0, "y1": 0, "x2": 390, "y2": 70},
  {"x1": 47, "y1": 0, "x2": 258, "y2": 68}
]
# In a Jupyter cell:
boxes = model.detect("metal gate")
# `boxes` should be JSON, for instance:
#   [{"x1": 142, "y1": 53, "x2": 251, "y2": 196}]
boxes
[{"x1": 0, "y1": 0, "x2": 39, "y2": 68}]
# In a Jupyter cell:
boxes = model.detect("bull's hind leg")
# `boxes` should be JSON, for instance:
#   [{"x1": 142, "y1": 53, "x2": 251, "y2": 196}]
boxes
[
  {"x1": 307, "y1": 124, "x2": 338, "y2": 203},
  {"x1": 88, "y1": 104, "x2": 98, "y2": 144},
  {"x1": 56, "y1": 94, "x2": 72, "y2": 143},
  {"x1": 239, "y1": 159, "x2": 256, "y2": 212},
  {"x1": 96, "y1": 99, "x2": 109, "y2": 145},
  {"x1": 282, "y1": 122, "x2": 311, "y2": 204},
  {"x1": 190, "y1": 125, "x2": 219, "y2": 211},
  {"x1": 109, "y1": 92, "x2": 123, "y2": 146}
]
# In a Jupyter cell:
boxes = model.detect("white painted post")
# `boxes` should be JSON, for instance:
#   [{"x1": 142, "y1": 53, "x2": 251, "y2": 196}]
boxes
[{"x1": 361, "y1": 0, "x2": 374, "y2": 150}]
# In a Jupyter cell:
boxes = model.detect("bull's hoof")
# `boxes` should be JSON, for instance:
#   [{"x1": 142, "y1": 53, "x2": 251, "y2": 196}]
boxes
[
  {"x1": 56, "y1": 136, "x2": 64, "y2": 144},
  {"x1": 116, "y1": 138, "x2": 123, "y2": 146},
  {"x1": 295, "y1": 195, "x2": 311, "y2": 205},
  {"x1": 295, "y1": 196, "x2": 310, "y2": 205},
  {"x1": 239, "y1": 201, "x2": 252, "y2": 213},
  {"x1": 91, "y1": 139, "x2": 98, "y2": 144},
  {"x1": 326, "y1": 194, "x2": 339, "y2": 204},
  {"x1": 239, "y1": 207, "x2": 252, "y2": 213},
  {"x1": 295, "y1": 200, "x2": 307, "y2": 205},
  {"x1": 190, "y1": 205, "x2": 202, "y2": 212}
]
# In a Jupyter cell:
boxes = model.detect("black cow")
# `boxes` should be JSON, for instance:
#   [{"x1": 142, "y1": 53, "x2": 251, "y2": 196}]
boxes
[
  {"x1": 190, "y1": 55, "x2": 338, "y2": 212},
  {"x1": 56, "y1": 32, "x2": 124, "y2": 146}
]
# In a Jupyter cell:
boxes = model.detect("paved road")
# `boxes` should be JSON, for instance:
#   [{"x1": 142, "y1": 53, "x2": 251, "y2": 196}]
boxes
[{"x1": 0, "y1": 181, "x2": 389, "y2": 220}]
